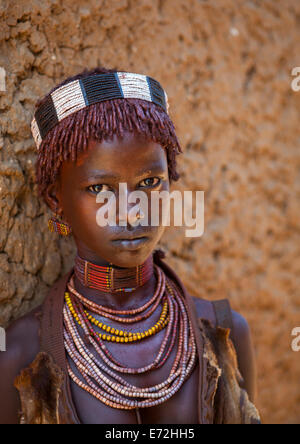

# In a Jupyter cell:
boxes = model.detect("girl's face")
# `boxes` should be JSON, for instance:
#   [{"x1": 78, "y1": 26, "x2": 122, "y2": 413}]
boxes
[{"x1": 52, "y1": 132, "x2": 170, "y2": 267}]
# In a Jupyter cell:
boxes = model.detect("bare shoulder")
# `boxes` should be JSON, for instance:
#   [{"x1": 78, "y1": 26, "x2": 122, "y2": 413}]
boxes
[
  {"x1": 230, "y1": 309, "x2": 251, "y2": 341},
  {"x1": 191, "y1": 296, "x2": 256, "y2": 401},
  {"x1": 3, "y1": 305, "x2": 41, "y2": 362},
  {"x1": 0, "y1": 305, "x2": 41, "y2": 424},
  {"x1": 191, "y1": 296, "x2": 250, "y2": 339}
]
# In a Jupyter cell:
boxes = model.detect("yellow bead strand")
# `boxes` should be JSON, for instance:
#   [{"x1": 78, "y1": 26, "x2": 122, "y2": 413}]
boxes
[{"x1": 65, "y1": 293, "x2": 169, "y2": 343}]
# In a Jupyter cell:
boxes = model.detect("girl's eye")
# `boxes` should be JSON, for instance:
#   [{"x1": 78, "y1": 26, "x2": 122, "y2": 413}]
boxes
[
  {"x1": 88, "y1": 184, "x2": 110, "y2": 194},
  {"x1": 139, "y1": 177, "x2": 161, "y2": 188}
]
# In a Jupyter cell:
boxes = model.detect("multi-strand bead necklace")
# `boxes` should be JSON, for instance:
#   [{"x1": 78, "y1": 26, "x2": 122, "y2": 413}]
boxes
[{"x1": 63, "y1": 257, "x2": 197, "y2": 410}]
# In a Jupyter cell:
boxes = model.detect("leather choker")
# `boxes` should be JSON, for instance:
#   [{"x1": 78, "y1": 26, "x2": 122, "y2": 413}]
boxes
[{"x1": 74, "y1": 254, "x2": 154, "y2": 293}]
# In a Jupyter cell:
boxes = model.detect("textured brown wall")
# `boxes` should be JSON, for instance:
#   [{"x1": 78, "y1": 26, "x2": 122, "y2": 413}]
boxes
[{"x1": 0, "y1": 0, "x2": 299, "y2": 424}]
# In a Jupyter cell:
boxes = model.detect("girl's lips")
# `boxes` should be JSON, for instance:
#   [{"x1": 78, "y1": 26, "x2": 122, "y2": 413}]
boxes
[{"x1": 111, "y1": 237, "x2": 149, "y2": 251}]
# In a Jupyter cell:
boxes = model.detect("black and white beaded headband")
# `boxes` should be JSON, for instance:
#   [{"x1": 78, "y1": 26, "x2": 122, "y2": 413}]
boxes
[{"x1": 31, "y1": 72, "x2": 169, "y2": 150}]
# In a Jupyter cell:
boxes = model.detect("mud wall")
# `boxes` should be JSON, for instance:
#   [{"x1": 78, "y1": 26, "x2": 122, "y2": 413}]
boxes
[{"x1": 0, "y1": 0, "x2": 299, "y2": 424}]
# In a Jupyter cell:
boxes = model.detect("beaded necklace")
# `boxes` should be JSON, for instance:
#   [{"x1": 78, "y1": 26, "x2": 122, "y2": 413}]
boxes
[
  {"x1": 65, "y1": 292, "x2": 169, "y2": 343},
  {"x1": 63, "y1": 263, "x2": 197, "y2": 411},
  {"x1": 74, "y1": 254, "x2": 154, "y2": 293}
]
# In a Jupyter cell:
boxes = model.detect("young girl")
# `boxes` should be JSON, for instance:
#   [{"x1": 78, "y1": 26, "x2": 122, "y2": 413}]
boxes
[{"x1": 0, "y1": 67, "x2": 260, "y2": 424}]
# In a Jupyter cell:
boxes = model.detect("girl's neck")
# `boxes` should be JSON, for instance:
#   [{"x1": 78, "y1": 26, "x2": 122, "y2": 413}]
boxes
[
  {"x1": 72, "y1": 250, "x2": 156, "y2": 310},
  {"x1": 72, "y1": 273, "x2": 157, "y2": 311}
]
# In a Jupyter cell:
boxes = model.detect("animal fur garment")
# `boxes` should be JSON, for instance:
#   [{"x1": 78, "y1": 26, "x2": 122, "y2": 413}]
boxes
[{"x1": 14, "y1": 320, "x2": 261, "y2": 424}]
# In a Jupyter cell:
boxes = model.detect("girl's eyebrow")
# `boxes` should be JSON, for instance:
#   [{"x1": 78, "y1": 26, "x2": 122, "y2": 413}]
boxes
[
  {"x1": 136, "y1": 163, "x2": 167, "y2": 176},
  {"x1": 86, "y1": 172, "x2": 121, "y2": 180},
  {"x1": 82, "y1": 165, "x2": 167, "y2": 182}
]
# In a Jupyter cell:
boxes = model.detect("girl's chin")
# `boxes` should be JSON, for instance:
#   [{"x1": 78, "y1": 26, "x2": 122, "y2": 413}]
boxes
[{"x1": 107, "y1": 248, "x2": 154, "y2": 268}]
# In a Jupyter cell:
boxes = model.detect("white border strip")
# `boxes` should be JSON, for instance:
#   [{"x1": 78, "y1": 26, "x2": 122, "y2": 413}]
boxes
[
  {"x1": 31, "y1": 117, "x2": 42, "y2": 150},
  {"x1": 51, "y1": 79, "x2": 86, "y2": 122},
  {"x1": 117, "y1": 72, "x2": 152, "y2": 101}
]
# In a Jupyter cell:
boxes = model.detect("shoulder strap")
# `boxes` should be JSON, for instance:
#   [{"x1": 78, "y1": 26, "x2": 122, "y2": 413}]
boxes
[
  {"x1": 40, "y1": 269, "x2": 80, "y2": 424},
  {"x1": 212, "y1": 299, "x2": 234, "y2": 332},
  {"x1": 40, "y1": 270, "x2": 72, "y2": 367}
]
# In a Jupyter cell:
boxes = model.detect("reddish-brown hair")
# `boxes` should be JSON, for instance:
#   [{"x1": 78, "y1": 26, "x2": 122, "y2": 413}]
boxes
[{"x1": 35, "y1": 67, "x2": 182, "y2": 201}]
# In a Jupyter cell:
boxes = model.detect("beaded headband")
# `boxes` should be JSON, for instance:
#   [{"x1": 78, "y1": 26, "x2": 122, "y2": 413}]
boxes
[{"x1": 31, "y1": 72, "x2": 169, "y2": 150}]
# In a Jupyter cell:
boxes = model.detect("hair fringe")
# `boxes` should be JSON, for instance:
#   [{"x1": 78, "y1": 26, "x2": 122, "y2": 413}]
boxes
[{"x1": 35, "y1": 67, "x2": 182, "y2": 201}]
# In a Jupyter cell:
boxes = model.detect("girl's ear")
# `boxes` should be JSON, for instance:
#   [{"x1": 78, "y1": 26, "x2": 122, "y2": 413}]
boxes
[{"x1": 44, "y1": 183, "x2": 63, "y2": 217}]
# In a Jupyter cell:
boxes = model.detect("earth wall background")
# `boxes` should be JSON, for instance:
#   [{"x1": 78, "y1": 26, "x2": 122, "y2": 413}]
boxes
[{"x1": 0, "y1": 0, "x2": 299, "y2": 423}]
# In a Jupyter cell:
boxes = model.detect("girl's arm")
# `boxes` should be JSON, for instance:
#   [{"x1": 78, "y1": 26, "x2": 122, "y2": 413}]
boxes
[
  {"x1": 0, "y1": 310, "x2": 40, "y2": 424},
  {"x1": 231, "y1": 310, "x2": 257, "y2": 403},
  {"x1": 192, "y1": 297, "x2": 257, "y2": 403}
]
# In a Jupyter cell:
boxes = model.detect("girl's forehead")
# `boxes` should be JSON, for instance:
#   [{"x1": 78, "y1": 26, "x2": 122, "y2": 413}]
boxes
[
  {"x1": 61, "y1": 133, "x2": 168, "y2": 180},
  {"x1": 76, "y1": 135, "x2": 167, "y2": 167}
]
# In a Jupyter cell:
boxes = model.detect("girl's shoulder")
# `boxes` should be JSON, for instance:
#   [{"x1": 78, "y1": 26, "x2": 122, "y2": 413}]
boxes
[
  {"x1": 1, "y1": 304, "x2": 41, "y2": 366},
  {"x1": 0, "y1": 305, "x2": 41, "y2": 423},
  {"x1": 191, "y1": 295, "x2": 251, "y2": 345},
  {"x1": 192, "y1": 295, "x2": 256, "y2": 405}
]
